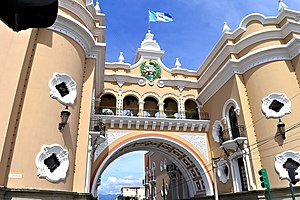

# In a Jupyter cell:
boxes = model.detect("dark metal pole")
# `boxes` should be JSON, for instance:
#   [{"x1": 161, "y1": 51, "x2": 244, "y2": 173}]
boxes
[
  {"x1": 289, "y1": 183, "x2": 296, "y2": 200},
  {"x1": 162, "y1": 178, "x2": 166, "y2": 200},
  {"x1": 267, "y1": 187, "x2": 273, "y2": 200}
]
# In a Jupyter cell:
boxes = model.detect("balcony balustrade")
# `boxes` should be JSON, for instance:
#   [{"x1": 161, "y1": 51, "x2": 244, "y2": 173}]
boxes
[
  {"x1": 89, "y1": 118, "x2": 106, "y2": 146},
  {"x1": 95, "y1": 106, "x2": 210, "y2": 132},
  {"x1": 122, "y1": 108, "x2": 139, "y2": 116},
  {"x1": 219, "y1": 125, "x2": 247, "y2": 151},
  {"x1": 96, "y1": 106, "x2": 116, "y2": 115}
]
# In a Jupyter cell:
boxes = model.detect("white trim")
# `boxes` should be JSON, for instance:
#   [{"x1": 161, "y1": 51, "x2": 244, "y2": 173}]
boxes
[
  {"x1": 212, "y1": 120, "x2": 223, "y2": 143},
  {"x1": 35, "y1": 144, "x2": 69, "y2": 182},
  {"x1": 217, "y1": 158, "x2": 230, "y2": 183},
  {"x1": 48, "y1": 72, "x2": 77, "y2": 105},
  {"x1": 261, "y1": 93, "x2": 291, "y2": 118},
  {"x1": 221, "y1": 99, "x2": 240, "y2": 125},
  {"x1": 275, "y1": 150, "x2": 300, "y2": 181},
  {"x1": 91, "y1": 135, "x2": 213, "y2": 197},
  {"x1": 48, "y1": 12, "x2": 106, "y2": 97}
]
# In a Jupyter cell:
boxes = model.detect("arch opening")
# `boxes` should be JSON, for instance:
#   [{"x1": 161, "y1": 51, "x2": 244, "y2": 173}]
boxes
[
  {"x1": 91, "y1": 135, "x2": 214, "y2": 198},
  {"x1": 123, "y1": 95, "x2": 139, "y2": 116},
  {"x1": 98, "y1": 93, "x2": 116, "y2": 115}
]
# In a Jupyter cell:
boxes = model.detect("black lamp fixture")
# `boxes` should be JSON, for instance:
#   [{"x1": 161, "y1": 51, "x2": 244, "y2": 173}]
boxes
[
  {"x1": 58, "y1": 106, "x2": 71, "y2": 130},
  {"x1": 277, "y1": 119, "x2": 286, "y2": 139}
]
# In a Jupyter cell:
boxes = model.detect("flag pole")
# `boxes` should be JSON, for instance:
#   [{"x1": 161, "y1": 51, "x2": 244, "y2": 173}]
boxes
[{"x1": 148, "y1": 9, "x2": 150, "y2": 32}]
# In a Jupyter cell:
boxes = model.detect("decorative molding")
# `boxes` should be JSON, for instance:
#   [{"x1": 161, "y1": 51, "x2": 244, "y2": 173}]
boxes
[
  {"x1": 177, "y1": 134, "x2": 209, "y2": 161},
  {"x1": 197, "y1": 26, "x2": 300, "y2": 104},
  {"x1": 48, "y1": 72, "x2": 77, "y2": 105},
  {"x1": 35, "y1": 144, "x2": 69, "y2": 182},
  {"x1": 262, "y1": 93, "x2": 291, "y2": 118},
  {"x1": 117, "y1": 81, "x2": 124, "y2": 88},
  {"x1": 228, "y1": 149, "x2": 243, "y2": 161},
  {"x1": 212, "y1": 120, "x2": 223, "y2": 143},
  {"x1": 275, "y1": 151, "x2": 300, "y2": 182},
  {"x1": 157, "y1": 80, "x2": 165, "y2": 88},
  {"x1": 217, "y1": 158, "x2": 230, "y2": 183},
  {"x1": 222, "y1": 99, "x2": 240, "y2": 124},
  {"x1": 94, "y1": 131, "x2": 129, "y2": 160},
  {"x1": 138, "y1": 79, "x2": 146, "y2": 86}
]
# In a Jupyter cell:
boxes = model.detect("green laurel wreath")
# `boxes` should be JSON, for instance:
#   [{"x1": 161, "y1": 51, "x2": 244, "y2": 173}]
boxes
[{"x1": 140, "y1": 59, "x2": 162, "y2": 81}]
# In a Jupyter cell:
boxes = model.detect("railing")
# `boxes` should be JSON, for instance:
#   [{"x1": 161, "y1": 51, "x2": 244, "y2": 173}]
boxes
[
  {"x1": 143, "y1": 109, "x2": 160, "y2": 118},
  {"x1": 164, "y1": 110, "x2": 179, "y2": 118},
  {"x1": 95, "y1": 106, "x2": 116, "y2": 115},
  {"x1": 219, "y1": 125, "x2": 246, "y2": 144},
  {"x1": 121, "y1": 108, "x2": 139, "y2": 116},
  {"x1": 96, "y1": 107, "x2": 210, "y2": 120},
  {"x1": 185, "y1": 110, "x2": 210, "y2": 120},
  {"x1": 89, "y1": 118, "x2": 106, "y2": 137}
]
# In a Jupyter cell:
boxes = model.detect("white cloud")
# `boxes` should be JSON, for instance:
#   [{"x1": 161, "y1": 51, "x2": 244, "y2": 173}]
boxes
[{"x1": 99, "y1": 176, "x2": 143, "y2": 195}]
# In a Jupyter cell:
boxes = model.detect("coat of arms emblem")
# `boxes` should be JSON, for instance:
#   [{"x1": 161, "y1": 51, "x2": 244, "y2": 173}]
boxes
[{"x1": 140, "y1": 59, "x2": 162, "y2": 86}]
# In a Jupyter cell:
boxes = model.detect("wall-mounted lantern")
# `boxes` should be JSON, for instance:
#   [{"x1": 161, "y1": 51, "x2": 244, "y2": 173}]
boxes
[
  {"x1": 277, "y1": 119, "x2": 286, "y2": 139},
  {"x1": 58, "y1": 106, "x2": 70, "y2": 130}
]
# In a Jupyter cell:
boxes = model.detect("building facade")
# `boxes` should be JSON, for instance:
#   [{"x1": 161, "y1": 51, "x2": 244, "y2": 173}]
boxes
[
  {"x1": 93, "y1": 2, "x2": 300, "y2": 200},
  {"x1": 0, "y1": 0, "x2": 105, "y2": 199},
  {"x1": 1, "y1": 0, "x2": 300, "y2": 200},
  {"x1": 119, "y1": 186, "x2": 145, "y2": 200}
]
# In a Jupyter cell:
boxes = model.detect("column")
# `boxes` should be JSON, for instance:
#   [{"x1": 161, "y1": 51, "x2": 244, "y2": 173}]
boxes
[
  {"x1": 116, "y1": 89, "x2": 123, "y2": 116},
  {"x1": 138, "y1": 101, "x2": 145, "y2": 117},
  {"x1": 179, "y1": 94, "x2": 185, "y2": 119},
  {"x1": 158, "y1": 102, "x2": 165, "y2": 118},
  {"x1": 85, "y1": 135, "x2": 92, "y2": 192}
]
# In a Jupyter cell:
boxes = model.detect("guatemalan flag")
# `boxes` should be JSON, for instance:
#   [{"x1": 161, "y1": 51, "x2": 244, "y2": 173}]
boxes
[{"x1": 148, "y1": 10, "x2": 173, "y2": 22}]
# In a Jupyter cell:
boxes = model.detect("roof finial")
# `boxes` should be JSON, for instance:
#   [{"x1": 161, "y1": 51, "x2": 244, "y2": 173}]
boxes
[
  {"x1": 118, "y1": 52, "x2": 124, "y2": 63},
  {"x1": 222, "y1": 22, "x2": 231, "y2": 33},
  {"x1": 95, "y1": 1, "x2": 101, "y2": 13},
  {"x1": 175, "y1": 58, "x2": 181, "y2": 68},
  {"x1": 278, "y1": 0, "x2": 288, "y2": 12}
]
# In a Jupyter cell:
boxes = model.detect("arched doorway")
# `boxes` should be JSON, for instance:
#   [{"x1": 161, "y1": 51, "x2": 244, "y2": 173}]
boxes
[
  {"x1": 98, "y1": 93, "x2": 117, "y2": 115},
  {"x1": 144, "y1": 97, "x2": 159, "y2": 117},
  {"x1": 163, "y1": 98, "x2": 178, "y2": 119},
  {"x1": 91, "y1": 134, "x2": 213, "y2": 198},
  {"x1": 123, "y1": 95, "x2": 139, "y2": 116},
  {"x1": 184, "y1": 99, "x2": 199, "y2": 120}
]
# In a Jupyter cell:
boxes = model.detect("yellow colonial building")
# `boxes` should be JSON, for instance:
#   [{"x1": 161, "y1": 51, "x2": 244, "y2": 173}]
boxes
[{"x1": 1, "y1": 0, "x2": 300, "y2": 200}]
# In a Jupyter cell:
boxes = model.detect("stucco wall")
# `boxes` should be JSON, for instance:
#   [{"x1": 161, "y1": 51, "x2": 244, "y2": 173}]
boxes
[{"x1": 6, "y1": 29, "x2": 88, "y2": 191}]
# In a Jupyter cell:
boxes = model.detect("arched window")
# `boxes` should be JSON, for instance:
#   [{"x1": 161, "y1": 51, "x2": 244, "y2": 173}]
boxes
[
  {"x1": 185, "y1": 99, "x2": 199, "y2": 120},
  {"x1": 144, "y1": 97, "x2": 159, "y2": 117},
  {"x1": 98, "y1": 93, "x2": 116, "y2": 115},
  {"x1": 229, "y1": 106, "x2": 240, "y2": 139},
  {"x1": 163, "y1": 98, "x2": 178, "y2": 118},
  {"x1": 123, "y1": 95, "x2": 139, "y2": 116}
]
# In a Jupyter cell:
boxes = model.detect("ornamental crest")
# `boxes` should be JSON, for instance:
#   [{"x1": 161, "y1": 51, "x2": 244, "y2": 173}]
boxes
[{"x1": 140, "y1": 59, "x2": 161, "y2": 86}]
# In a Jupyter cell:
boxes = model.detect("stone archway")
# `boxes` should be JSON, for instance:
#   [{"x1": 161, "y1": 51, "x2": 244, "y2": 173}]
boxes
[{"x1": 91, "y1": 133, "x2": 214, "y2": 197}]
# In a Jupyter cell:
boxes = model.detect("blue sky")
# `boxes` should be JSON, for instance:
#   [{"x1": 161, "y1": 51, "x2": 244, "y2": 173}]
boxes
[
  {"x1": 96, "y1": 0, "x2": 300, "y2": 196},
  {"x1": 98, "y1": 0, "x2": 300, "y2": 70},
  {"x1": 98, "y1": 151, "x2": 146, "y2": 195}
]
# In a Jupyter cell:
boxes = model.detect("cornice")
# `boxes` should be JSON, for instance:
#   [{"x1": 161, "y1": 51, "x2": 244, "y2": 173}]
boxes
[
  {"x1": 59, "y1": 0, "x2": 105, "y2": 41},
  {"x1": 48, "y1": 12, "x2": 106, "y2": 98},
  {"x1": 104, "y1": 73, "x2": 146, "y2": 85},
  {"x1": 48, "y1": 14, "x2": 105, "y2": 58},
  {"x1": 105, "y1": 62, "x2": 131, "y2": 70},
  {"x1": 195, "y1": 8, "x2": 300, "y2": 76},
  {"x1": 197, "y1": 37, "x2": 300, "y2": 104}
]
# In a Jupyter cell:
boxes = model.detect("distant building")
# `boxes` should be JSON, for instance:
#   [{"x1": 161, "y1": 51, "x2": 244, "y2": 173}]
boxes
[
  {"x1": 119, "y1": 186, "x2": 145, "y2": 200},
  {"x1": 143, "y1": 152, "x2": 191, "y2": 200}
]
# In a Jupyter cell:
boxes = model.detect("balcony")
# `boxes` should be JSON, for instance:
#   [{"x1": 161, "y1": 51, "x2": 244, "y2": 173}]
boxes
[
  {"x1": 142, "y1": 179, "x2": 149, "y2": 186},
  {"x1": 122, "y1": 108, "x2": 139, "y2": 116},
  {"x1": 95, "y1": 106, "x2": 210, "y2": 132},
  {"x1": 96, "y1": 106, "x2": 116, "y2": 115},
  {"x1": 219, "y1": 125, "x2": 247, "y2": 151},
  {"x1": 185, "y1": 110, "x2": 210, "y2": 120},
  {"x1": 89, "y1": 118, "x2": 106, "y2": 145}
]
